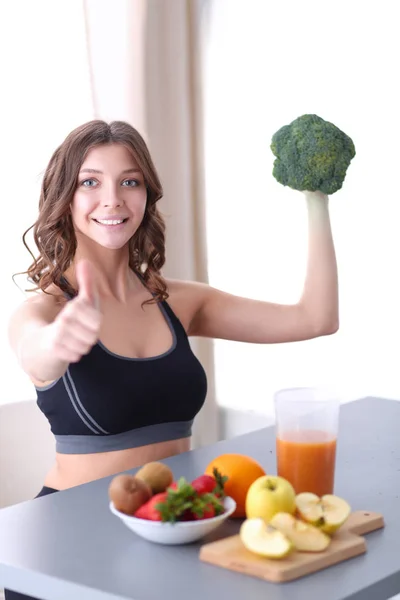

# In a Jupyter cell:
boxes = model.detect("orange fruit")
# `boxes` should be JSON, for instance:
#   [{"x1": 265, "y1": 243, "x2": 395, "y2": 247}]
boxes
[{"x1": 205, "y1": 453, "x2": 266, "y2": 518}]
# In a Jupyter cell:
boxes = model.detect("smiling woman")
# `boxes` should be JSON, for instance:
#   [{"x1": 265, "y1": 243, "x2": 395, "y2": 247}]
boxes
[{"x1": 9, "y1": 119, "x2": 208, "y2": 484}]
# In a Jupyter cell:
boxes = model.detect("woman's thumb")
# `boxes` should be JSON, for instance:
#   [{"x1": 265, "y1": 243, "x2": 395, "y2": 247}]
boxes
[{"x1": 76, "y1": 260, "x2": 100, "y2": 310}]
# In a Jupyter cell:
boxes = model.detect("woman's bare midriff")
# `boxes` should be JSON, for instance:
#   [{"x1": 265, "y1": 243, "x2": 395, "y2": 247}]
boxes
[{"x1": 44, "y1": 438, "x2": 191, "y2": 490}]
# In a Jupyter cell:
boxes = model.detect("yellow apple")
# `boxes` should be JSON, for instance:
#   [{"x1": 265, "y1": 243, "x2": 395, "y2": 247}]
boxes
[
  {"x1": 240, "y1": 518, "x2": 293, "y2": 559},
  {"x1": 295, "y1": 492, "x2": 351, "y2": 534},
  {"x1": 269, "y1": 512, "x2": 331, "y2": 552},
  {"x1": 245, "y1": 475, "x2": 296, "y2": 523}
]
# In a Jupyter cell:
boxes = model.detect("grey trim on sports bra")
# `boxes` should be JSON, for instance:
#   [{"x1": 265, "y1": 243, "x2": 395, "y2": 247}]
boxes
[
  {"x1": 35, "y1": 378, "x2": 60, "y2": 391},
  {"x1": 54, "y1": 419, "x2": 194, "y2": 454},
  {"x1": 62, "y1": 369, "x2": 110, "y2": 435}
]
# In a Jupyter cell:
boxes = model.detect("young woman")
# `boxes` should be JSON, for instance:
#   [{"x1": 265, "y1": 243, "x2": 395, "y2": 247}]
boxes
[{"x1": 6, "y1": 119, "x2": 338, "y2": 599}]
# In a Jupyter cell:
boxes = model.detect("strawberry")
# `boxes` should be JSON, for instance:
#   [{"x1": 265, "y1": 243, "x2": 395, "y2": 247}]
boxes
[
  {"x1": 190, "y1": 492, "x2": 224, "y2": 520},
  {"x1": 180, "y1": 508, "x2": 195, "y2": 521},
  {"x1": 134, "y1": 492, "x2": 168, "y2": 521},
  {"x1": 168, "y1": 481, "x2": 179, "y2": 491},
  {"x1": 191, "y1": 474, "x2": 216, "y2": 495},
  {"x1": 147, "y1": 478, "x2": 197, "y2": 523},
  {"x1": 135, "y1": 477, "x2": 226, "y2": 523},
  {"x1": 193, "y1": 503, "x2": 216, "y2": 520}
]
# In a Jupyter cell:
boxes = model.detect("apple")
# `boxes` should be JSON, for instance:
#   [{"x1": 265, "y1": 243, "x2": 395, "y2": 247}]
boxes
[
  {"x1": 245, "y1": 475, "x2": 296, "y2": 523},
  {"x1": 295, "y1": 492, "x2": 351, "y2": 535},
  {"x1": 269, "y1": 512, "x2": 331, "y2": 552},
  {"x1": 240, "y1": 518, "x2": 293, "y2": 559}
]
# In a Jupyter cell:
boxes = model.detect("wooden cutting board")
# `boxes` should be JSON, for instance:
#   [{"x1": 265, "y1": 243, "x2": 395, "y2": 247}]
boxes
[{"x1": 199, "y1": 511, "x2": 384, "y2": 582}]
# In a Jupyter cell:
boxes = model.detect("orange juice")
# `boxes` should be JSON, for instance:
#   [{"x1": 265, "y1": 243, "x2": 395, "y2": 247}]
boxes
[{"x1": 276, "y1": 430, "x2": 337, "y2": 496}]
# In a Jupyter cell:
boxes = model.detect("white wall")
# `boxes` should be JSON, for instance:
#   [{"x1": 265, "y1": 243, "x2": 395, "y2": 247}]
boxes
[
  {"x1": 203, "y1": 0, "x2": 400, "y2": 418},
  {"x1": 0, "y1": 0, "x2": 94, "y2": 405}
]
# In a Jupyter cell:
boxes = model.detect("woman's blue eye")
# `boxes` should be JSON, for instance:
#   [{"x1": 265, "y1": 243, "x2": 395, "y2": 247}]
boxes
[
  {"x1": 81, "y1": 179, "x2": 98, "y2": 187},
  {"x1": 79, "y1": 178, "x2": 139, "y2": 188}
]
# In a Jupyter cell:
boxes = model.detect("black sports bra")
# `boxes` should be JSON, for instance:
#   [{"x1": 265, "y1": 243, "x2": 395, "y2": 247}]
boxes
[{"x1": 35, "y1": 298, "x2": 207, "y2": 454}]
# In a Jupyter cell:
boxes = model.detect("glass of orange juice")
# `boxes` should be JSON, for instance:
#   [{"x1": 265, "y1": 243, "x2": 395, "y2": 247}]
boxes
[{"x1": 274, "y1": 387, "x2": 340, "y2": 496}]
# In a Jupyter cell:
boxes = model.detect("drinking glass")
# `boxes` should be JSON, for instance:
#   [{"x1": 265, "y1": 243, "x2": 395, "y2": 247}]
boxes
[{"x1": 274, "y1": 387, "x2": 340, "y2": 495}]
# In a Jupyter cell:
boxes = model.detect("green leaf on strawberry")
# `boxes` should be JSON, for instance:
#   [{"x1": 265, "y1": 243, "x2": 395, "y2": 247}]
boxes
[
  {"x1": 154, "y1": 476, "x2": 225, "y2": 523},
  {"x1": 211, "y1": 467, "x2": 229, "y2": 498}
]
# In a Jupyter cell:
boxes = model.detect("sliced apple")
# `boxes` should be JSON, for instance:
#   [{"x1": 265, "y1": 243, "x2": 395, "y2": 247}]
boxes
[
  {"x1": 240, "y1": 518, "x2": 293, "y2": 559},
  {"x1": 269, "y1": 512, "x2": 331, "y2": 552},
  {"x1": 295, "y1": 492, "x2": 351, "y2": 534}
]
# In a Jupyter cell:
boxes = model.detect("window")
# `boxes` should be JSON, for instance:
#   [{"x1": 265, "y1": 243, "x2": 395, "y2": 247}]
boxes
[{"x1": 203, "y1": 0, "x2": 400, "y2": 416}]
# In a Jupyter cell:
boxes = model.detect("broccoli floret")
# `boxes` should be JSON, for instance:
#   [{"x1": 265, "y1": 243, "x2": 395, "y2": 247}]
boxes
[{"x1": 270, "y1": 114, "x2": 356, "y2": 195}]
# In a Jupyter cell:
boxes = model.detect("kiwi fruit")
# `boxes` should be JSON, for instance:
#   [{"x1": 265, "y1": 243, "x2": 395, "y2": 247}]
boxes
[
  {"x1": 135, "y1": 461, "x2": 174, "y2": 494},
  {"x1": 108, "y1": 474, "x2": 152, "y2": 515}
]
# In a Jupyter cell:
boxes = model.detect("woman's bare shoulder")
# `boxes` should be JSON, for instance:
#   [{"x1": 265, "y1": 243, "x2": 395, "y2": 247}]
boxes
[
  {"x1": 7, "y1": 284, "x2": 67, "y2": 361},
  {"x1": 166, "y1": 278, "x2": 209, "y2": 295},
  {"x1": 165, "y1": 278, "x2": 210, "y2": 333},
  {"x1": 12, "y1": 284, "x2": 66, "y2": 324}
]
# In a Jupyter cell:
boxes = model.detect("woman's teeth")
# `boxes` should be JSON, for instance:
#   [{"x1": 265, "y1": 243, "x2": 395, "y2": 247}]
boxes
[{"x1": 95, "y1": 219, "x2": 125, "y2": 225}]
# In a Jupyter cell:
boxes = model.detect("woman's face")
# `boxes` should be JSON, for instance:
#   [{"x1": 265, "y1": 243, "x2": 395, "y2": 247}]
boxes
[{"x1": 71, "y1": 143, "x2": 147, "y2": 250}]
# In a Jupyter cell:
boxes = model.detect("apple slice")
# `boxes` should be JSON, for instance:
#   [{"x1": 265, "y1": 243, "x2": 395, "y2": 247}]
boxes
[
  {"x1": 240, "y1": 518, "x2": 293, "y2": 559},
  {"x1": 295, "y1": 492, "x2": 351, "y2": 534},
  {"x1": 269, "y1": 512, "x2": 331, "y2": 552}
]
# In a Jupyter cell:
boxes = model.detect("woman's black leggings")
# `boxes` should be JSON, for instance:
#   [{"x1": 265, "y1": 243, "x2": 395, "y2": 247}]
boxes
[{"x1": 4, "y1": 486, "x2": 59, "y2": 600}]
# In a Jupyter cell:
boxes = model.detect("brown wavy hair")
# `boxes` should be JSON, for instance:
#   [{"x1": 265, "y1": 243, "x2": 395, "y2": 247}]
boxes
[{"x1": 19, "y1": 120, "x2": 168, "y2": 304}]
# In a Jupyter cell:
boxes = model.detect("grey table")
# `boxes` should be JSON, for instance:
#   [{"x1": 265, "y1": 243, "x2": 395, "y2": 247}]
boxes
[{"x1": 0, "y1": 396, "x2": 399, "y2": 600}]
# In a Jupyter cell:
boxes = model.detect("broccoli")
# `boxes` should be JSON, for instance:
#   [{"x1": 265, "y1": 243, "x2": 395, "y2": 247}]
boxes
[{"x1": 270, "y1": 114, "x2": 356, "y2": 195}]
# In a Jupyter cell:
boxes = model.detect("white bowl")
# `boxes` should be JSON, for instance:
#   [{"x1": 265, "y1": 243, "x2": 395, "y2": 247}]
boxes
[{"x1": 109, "y1": 496, "x2": 237, "y2": 545}]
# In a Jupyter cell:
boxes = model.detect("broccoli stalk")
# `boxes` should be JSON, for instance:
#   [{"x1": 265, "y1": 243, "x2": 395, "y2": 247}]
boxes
[{"x1": 270, "y1": 114, "x2": 355, "y2": 195}]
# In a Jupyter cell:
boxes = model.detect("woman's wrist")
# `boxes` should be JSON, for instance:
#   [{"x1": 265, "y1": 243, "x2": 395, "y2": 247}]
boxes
[
  {"x1": 303, "y1": 190, "x2": 330, "y2": 221},
  {"x1": 303, "y1": 190, "x2": 329, "y2": 205}
]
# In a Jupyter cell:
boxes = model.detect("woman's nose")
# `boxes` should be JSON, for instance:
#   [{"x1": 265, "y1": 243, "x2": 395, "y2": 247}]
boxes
[{"x1": 101, "y1": 186, "x2": 123, "y2": 207}]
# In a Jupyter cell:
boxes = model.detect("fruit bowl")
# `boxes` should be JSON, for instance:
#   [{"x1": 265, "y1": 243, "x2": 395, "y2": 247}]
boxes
[{"x1": 109, "y1": 496, "x2": 236, "y2": 545}]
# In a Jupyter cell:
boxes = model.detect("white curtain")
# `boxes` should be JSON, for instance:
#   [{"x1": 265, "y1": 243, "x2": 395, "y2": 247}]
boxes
[{"x1": 84, "y1": 0, "x2": 219, "y2": 446}]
